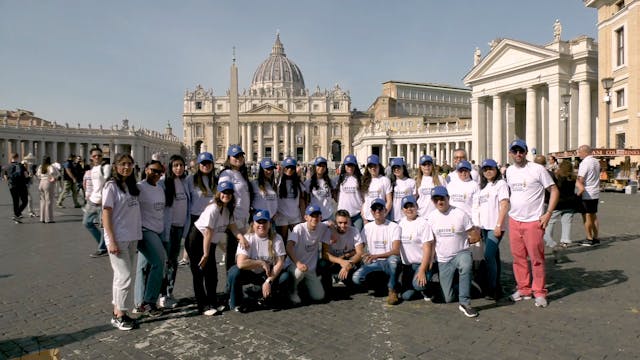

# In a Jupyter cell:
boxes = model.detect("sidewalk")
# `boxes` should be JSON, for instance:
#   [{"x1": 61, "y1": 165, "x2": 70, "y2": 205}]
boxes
[{"x1": 0, "y1": 183, "x2": 638, "y2": 359}]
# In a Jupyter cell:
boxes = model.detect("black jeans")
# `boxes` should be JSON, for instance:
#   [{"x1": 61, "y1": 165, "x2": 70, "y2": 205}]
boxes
[
  {"x1": 186, "y1": 218, "x2": 218, "y2": 312},
  {"x1": 9, "y1": 186, "x2": 28, "y2": 217}
]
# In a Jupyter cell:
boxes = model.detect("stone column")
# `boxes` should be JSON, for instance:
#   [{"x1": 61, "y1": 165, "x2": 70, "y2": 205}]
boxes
[
  {"x1": 304, "y1": 123, "x2": 311, "y2": 162},
  {"x1": 283, "y1": 122, "x2": 290, "y2": 157},
  {"x1": 247, "y1": 123, "x2": 253, "y2": 161},
  {"x1": 435, "y1": 143, "x2": 441, "y2": 164},
  {"x1": 471, "y1": 97, "x2": 487, "y2": 163},
  {"x1": 38, "y1": 141, "x2": 45, "y2": 164},
  {"x1": 257, "y1": 124, "x2": 264, "y2": 160},
  {"x1": 52, "y1": 142, "x2": 58, "y2": 163},
  {"x1": 548, "y1": 82, "x2": 562, "y2": 153},
  {"x1": 525, "y1": 88, "x2": 537, "y2": 159},
  {"x1": 445, "y1": 142, "x2": 451, "y2": 165},
  {"x1": 273, "y1": 122, "x2": 279, "y2": 160},
  {"x1": 578, "y1": 80, "x2": 591, "y2": 147},
  {"x1": 489, "y1": 95, "x2": 502, "y2": 164}
]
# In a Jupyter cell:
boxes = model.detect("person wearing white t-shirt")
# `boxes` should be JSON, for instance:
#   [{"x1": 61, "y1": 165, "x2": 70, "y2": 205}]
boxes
[
  {"x1": 446, "y1": 160, "x2": 479, "y2": 217},
  {"x1": 191, "y1": 181, "x2": 249, "y2": 316},
  {"x1": 102, "y1": 153, "x2": 142, "y2": 331},
  {"x1": 390, "y1": 158, "x2": 417, "y2": 222},
  {"x1": 426, "y1": 186, "x2": 480, "y2": 318},
  {"x1": 334, "y1": 154, "x2": 364, "y2": 231},
  {"x1": 576, "y1": 145, "x2": 601, "y2": 247},
  {"x1": 360, "y1": 155, "x2": 392, "y2": 223},
  {"x1": 304, "y1": 157, "x2": 336, "y2": 221},
  {"x1": 397, "y1": 195, "x2": 434, "y2": 301},
  {"x1": 84, "y1": 147, "x2": 111, "y2": 258},
  {"x1": 445, "y1": 148, "x2": 479, "y2": 183},
  {"x1": 132, "y1": 161, "x2": 168, "y2": 316},
  {"x1": 275, "y1": 157, "x2": 305, "y2": 244},
  {"x1": 475, "y1": 159, "x2": 510, "y2": 301},
  {"x1": 252, "y1": 158, "x2": 279, "y2": 219},
  {"x1": 415, "y1": 154, "x2": 446, "y2": 219},
  {"x1": 219, "y1": 144, "x2": 253, "y2": 270},
  {"x1": 505, "y1": 139, "x2": 558, "y2": 309},
  {"x1": 352, "y1": 198, "x2": 402, "y2": 305},
  {"x1": 226, "y1": 210, "x2": 288, "y2": 312},
  {"x1": 318, "y1": 209, "x2": 365, "y2": 295},
  {"x1": 285, "y1": 204, "x2": 332, "y2": 304}
]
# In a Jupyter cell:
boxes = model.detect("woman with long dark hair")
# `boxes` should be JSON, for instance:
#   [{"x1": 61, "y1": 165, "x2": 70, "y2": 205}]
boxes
[
  {"x1": 218, "y1": 145, "x2": 252, "y2": 270},
  {"x1": 252, "y1": 158, "x2": 278, "y2": 220},
  {"x1": 360, "y1": 154, "x2": 392, "y2": 224},
  {"x1": 544, "y1": 160, "x2": 578, "y2": 249},
  {"x1": 389, "y1": 158, "x2": 416, "y2": 222},
  {"x1": 274, "y1": 157, "x2": 305, "y2": 243},
  {"x1": 305, "y1": 157, "x2": 335, "y2": 221},
  {"x1": 415, "y1": 155, "x2": 446, "y2": 218},
  {"x1": 102, "y1": 153, "x2": 141, "y2": 331},
  {"x1": 191, "y1": 181, "x2": 247, "y2": 315},
  {"x1": 476, "y1": 158, "x2": 510, "y2": 300},
  {"x1": 335, "y1": 154, "x2": 364, "y2": 231},
  {"x1": 157, "y1": 155, "x2": 190, "y2": 309},
  {"x1": 36, "y1": 156, "x2": 59, "y2": 223}
]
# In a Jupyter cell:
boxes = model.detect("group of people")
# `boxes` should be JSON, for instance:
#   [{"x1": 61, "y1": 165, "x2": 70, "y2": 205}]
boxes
[{"x1": 5, "y1": 138, "x2": 601, "y2": 330}]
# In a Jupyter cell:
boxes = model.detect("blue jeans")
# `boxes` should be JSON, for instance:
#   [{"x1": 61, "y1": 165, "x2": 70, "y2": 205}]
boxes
[
  {"x1": 350, "y1": 213, "x2": 363, "y2": 233},
  {"x1": 226, "y1": 265, "x2": 289, "y2": 309},
  {"x1": 352, "y1": 255, "x2": 400, "y2": 290},
  {"x1": 482, "y1": 229, "x2": 502, "y2": 294},
  {"x1": 544, "y1": 209, "x2": 575, "y2": 247},
  {"x1": 161, "y1": 225, "x2": 183, "y2": 297},
  {"x1": 134, "y1": 229, "x2": 167, "y2": 306},
  {"x1": 438, "y1": 250, "x2": 472, "y2": 305},
  {"x1": 83, "y1": 201, "x2": 105, "y2": 251},
  {"x1": 400, "y1": 263, "x2": 432, "y2": 300}
]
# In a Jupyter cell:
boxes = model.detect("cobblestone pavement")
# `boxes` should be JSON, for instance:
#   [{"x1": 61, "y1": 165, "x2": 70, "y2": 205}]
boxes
[{"x1": 1, "y1": 183, "x2": 639, "y2": 359}]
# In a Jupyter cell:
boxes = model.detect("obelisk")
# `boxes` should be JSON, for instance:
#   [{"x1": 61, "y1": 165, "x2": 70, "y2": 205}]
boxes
[{"x1": 228, "y1": 47, "x2": 239, "y2": 145}]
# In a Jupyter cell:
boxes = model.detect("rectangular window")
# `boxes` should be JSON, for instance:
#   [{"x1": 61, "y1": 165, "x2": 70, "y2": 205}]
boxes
[
  {"x1": 265, "y1": 147, "x2": 272, "y2": 158},
  {"x1": 333, "y1": 102, "x2": 340, "y2": 110},
  {"x1": 217, "y1": 104, "x2": 223, "y2": 111},
  {"x1": 278, "y1": 104, "x2": 284, "y2": 109},
  {"x1": 616, "y1": 133, "x2": 625, "y2": 149},
  {"x1": 313, "y1": 104, "x2": 319, "y2": 111},
  {"x1": 195, "y1": 124, "x2": 203, "y2": 137},
  {"x1": 615, "y1": 27, "x2": 624, "y2": 67},
  {"x1": 295, "y1": 103, "x2": 303, "y2": 110},
  {"x1": 616, "y1": 88, "x2": 625, "y2": 108},
  {"x1": 195, "y1": 101, "x2": 202, "y2": 110},
  {"x1": 333, "y1": 126, "x2": 341, "y2": 136}
]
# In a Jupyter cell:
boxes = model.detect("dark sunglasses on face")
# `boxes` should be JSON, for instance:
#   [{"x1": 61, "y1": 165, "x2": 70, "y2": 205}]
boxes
[
  {"x1": 510, "y1": 148, "x2": 526, "y2": 154},
  {"x1": 432, "y1": 196, "x2": 446, "y2": 202},
  {"x1": 149, "y1": 168, "x2": 163, "y2": 174},
  {"x1": 403, "y1": 204, "x2": 416, "y2": 209},
  {"x1": 482, "y1": 167, "x2": 496, "y2": 172},
  {"x1": 371, "y1": 205, "x2": 385, "y2": 212}
]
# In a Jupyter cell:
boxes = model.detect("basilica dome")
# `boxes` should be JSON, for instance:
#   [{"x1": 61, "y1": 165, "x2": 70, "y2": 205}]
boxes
[{"x1": 250, "y1": 34, "x2": 305, "y2": 94}]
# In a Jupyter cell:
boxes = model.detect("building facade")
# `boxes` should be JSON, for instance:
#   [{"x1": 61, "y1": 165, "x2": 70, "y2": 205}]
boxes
[
  {"x1": 585, "y1": 0, "x2": 640, "y2": 151},
  {"x1": 182, "y1": 35, "x2": 353, "y2": 164},
  {"x1": 464, "y1": 24, "x2": 598, "y2": 164},
  {"x1": 0, "y1": 109, "x2": 182, "y2": 165},
  {"x1": 352, "y1": 81, "x2": 472, "y2": 168}
]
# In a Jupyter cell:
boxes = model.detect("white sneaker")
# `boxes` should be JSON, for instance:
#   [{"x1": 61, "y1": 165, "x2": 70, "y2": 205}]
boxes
[
  {"x1": 289, "y1": 292, "x2": 301, "y2": 305},
  {"x1": 510, "y1": 290, "x2": 532, "y2": 302},
  {"x1": 203, "y1": 306, "x2": 219, "y2": 316},
  {"x1": 534, "y1": 296, "x2": 548, "y2": 308},
  {"x1": 158, "y1": 296, "x2": 178, "y2": 309}
]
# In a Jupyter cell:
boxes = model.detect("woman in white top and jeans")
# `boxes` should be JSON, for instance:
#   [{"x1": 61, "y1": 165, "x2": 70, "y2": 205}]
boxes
[
  {"x1": 389, "y1": 158, "x2": 416, "y2": 222},
  {"x1": 274, "y1": 157, "x2": 305, "y2": 243},
  {"x1": 102, "y1": 153, "x2": 142, "y2": 331},
  {"x1": 360, "y1": 154, "x2": 392, "y2": 224},
  {"x1": 415, "y1": 155, "x2": 446, "y2": 219},
  {"x1": 335, "y1": 154, "x2": 364, "y2": 231}
]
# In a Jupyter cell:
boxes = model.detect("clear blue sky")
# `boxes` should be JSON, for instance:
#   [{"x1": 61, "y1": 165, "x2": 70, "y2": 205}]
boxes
[{"x1": 0, "y1": 0, "x2": 596, "y2": 138}]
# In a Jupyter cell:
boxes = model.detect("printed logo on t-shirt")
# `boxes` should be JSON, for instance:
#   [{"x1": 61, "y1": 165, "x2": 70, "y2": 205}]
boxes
[
  {"x1": 342, "y1": 185, "x2": 357, "y2": 194},
  {"x1": 314, "y1": 188, "x2": 329, "y2": 198},
  {"x1": 450, "y1": 193, "x2": 468, "y2": 203},
  {"x1": 215, "y1": 224, "x2": 227, "y2": 233},
  {"x1": 367, "y1": 187, "x2": 382, "y2": 199},
  {"x1": 434, "y1": 226, "x2": 455, "y2": 238},
  {"x1": 510, "y1": 181, "x2": 526, "y2": 192},
  {"x1": 478, "y1": 193, "x2": 489, "y2": 205},
  {"x1": 304, "y1": 243, "x2": 317, "y2": 252},
  {"x1": 287, "y1": 186, "x2": 297, "y2": 199},
  {"x1": 419, "y1": 187, "x2": 432, "y2": 196},
  {"x1": 175, "y1": 192, "x2": 187, "y2": 200},
  {"x1": 153, "y1": 202, "x2": 165, "y2": 211},
  {"x1": 127, "y1": 197, "x2": 139, "y2": 207},
  {"x1": 373, "y1": 240, "x2": 387, "y2": 249},
  {"x1": 264, "y1": 193, "x2": 277, "y2": 200},
  {"x1": 394, "y1": 188, "x2": 411, "y2": 199}
]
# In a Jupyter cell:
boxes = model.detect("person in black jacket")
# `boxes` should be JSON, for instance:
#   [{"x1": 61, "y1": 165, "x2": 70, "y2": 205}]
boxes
[{"x1": 7, "y1": 153, "x2": 28, "y2": 223}]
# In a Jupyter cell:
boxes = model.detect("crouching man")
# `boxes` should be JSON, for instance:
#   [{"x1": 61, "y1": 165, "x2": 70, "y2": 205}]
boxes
[
  {"x1": 352, "y1": 198, "x2": 402, "y2": 305},
  {"x1": 427, "y1": 186, "x2": 480, "y2": 318},
  {"x1": 286, "y1": 205, "x2": 332, "y2": 305},
  {"x1": 318, "y1": 209, "x2": 365, "y2": 296},
  {"x1": 226, "y1": 210, "x2": 288, "y2": 312}
]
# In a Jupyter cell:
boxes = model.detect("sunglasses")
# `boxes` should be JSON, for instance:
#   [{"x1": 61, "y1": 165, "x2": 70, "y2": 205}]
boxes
[
  {"x1": 432, "y1": 196, "x2": 446, "y2": 202},
  {"x1": 403, "y1": 204, "x2": 416, "y2": 209},
  {"x1": 510, "y1": 148, "x2": 526, "y2": 154},
  {"x1": 371, "y1": 206, "x2": 385, "y2": 212},
  {"x1": 149, "y1": 168, "x2": 163, "y2": 174}
]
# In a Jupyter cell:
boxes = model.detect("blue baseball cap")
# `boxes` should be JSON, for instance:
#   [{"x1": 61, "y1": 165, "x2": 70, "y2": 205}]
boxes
[
  {"x1": 227, "y1": 144, "x2": 244, "y2": 157},
  {"x1": 367, "y1": 154, "x2": 380, "y2": 165},
  {"x1": 481, "y1": 159, "x2": 498, "y2": 169},
  {"x1": 401, "y1": 195, "x2": 417, "y2": 208},
  {"x1": 282, "y1": 157, "x2": 297, "y2": 168},
  {"x1": 456, "y1": 160, "x2": 472, "y2": 171},
  {"x1": 390, "y1": 158, "x2": 405, "y2": 167},
  {"x1": 509, "y1": 139, "x2": 528, "y2": 152},
  {"x1": 217, "y1": 181, "x2": 234, "y2": 192},
  {"x1": 260, "y1": 158, "x2": 275, "y2": 169},
  {"x1": 197, "y1": 152, "x2": 214, "y2": 164},
  {"x1": 305, "y1": 204, "x2": 322, "y2": 215},
  {"x1": 343, "y1": 154, "x2": 357, "y2": 165},
  {"x1": 314, "y1": 157, "x2": 328, "y2": 166},
  {"x1": 370, "y1": 198, "x2": 386, "y2": 209},
  {"x1": 253, "y1": 209, "x2": 271, "y2": 222},
  {"x1": 431, "y1": 186, "x2": 449, "y2": 198},
  {"x1": 419, "y1": 155, "x2": 433, "y2": 165}
]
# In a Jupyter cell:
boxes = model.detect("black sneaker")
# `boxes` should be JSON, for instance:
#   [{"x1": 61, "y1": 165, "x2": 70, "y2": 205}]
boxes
[
  {"x1": 111, "y1": 314, "x2": 135, "y2": 330},
  {"x1": 12, "y1": 216, "x2": 22, "y2": 224},
  {"x1": 90, "y1": 250, "x2": 108, "y2": 258},
  {"x1": 458, "y1": 304, "x2": 479, "y2": 318},
  {"x1": 580, "y1": 239, "x2": 600, "y2": 247}
]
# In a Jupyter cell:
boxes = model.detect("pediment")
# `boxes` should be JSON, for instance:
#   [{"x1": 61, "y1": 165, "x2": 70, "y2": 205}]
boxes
[
  {"x1": 464, "y1": 39, "x2": 559, "y2": 84},
  {"x1": 245, "y1": 103, "x2": 288, "y2": 114}
]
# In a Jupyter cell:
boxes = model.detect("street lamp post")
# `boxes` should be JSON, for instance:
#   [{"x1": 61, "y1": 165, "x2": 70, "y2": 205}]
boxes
[
  {"x1": 601, "y1": 77, "x2": 614, "y2": 149},
  {"x1": 561, "y1": 93, "x2": 571, "y2": 151}
]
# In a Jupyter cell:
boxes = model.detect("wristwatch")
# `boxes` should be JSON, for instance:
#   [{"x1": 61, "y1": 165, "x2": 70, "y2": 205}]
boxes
[{"x1": 265, "y1": 278, "x2": 273, "y2": 285}]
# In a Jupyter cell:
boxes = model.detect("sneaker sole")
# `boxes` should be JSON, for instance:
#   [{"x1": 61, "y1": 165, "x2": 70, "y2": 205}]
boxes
[{"x1": 458, "y1": 305, "x2": 479, "y2": 318}]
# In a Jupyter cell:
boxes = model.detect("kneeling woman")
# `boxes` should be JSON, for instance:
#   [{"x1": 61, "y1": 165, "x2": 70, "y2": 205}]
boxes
[
  {"x1": 190, "y1": 181, "x2": 247, "y2": 315},
  {"x1": 226, "y1": 209, "x2": 288, "y2": 312}
]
